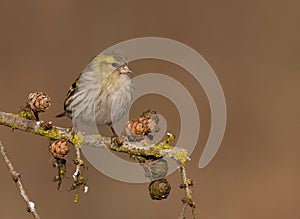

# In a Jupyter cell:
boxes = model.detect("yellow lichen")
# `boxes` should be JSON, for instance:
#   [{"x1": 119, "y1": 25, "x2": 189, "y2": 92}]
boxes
[
  {"x1": 8, "y1": 121, "x2": 16, "y2": 130},
  {"x1": 39, "y1": 128, "x2": 59, "y2": 140},
  {"x1": 173, "y1": 149, "x2": 188, "y2": 165},
  {"x1": 18, "y1": 107, "x2": 36, "y2": 120},
  {"x1": 155, "y1": 144, "x2": 173, "y2": 150},
  {"x1": 70, "y1": 133, "x2": 83, "y2": 146},
  {"x1": 157, "y1": 132, "x2": 175, "y2": 150},
  {"x1": 18, "y1": 110, "x2": 29, "y2": 118}
]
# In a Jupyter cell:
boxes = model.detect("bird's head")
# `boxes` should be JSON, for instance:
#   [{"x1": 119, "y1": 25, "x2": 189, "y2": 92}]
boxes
[{"x1": 91, "y1": 50, "x2": 132, "y2": 77}]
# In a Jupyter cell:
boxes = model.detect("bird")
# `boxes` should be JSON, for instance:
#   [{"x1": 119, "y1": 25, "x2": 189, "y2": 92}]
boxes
[{"x1": 56, "y1": 50, "x2": 134, "y2": 135}]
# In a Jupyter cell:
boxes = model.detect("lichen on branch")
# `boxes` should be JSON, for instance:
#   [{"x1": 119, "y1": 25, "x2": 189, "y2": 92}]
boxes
[
  {"x1": 0, "y1": 111, "x2": 189, "y2": 164},
  {"x1": 0, "y1": 106, "x2": 196, "y2": 218}
]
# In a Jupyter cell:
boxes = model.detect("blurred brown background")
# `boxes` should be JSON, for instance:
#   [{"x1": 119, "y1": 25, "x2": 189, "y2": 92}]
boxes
[{"x1": 0, "y1": 0, "x2": 299, "y2": 218}]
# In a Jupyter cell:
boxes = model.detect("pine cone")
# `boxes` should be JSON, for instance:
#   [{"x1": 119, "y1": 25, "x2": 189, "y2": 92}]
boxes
[
  {"x1": 125, "y1": 110, "x2": 158, "y2": 138},
  {"x1": 49, "y1": 139, "x2": 71, "y2": 159},
  {"x1": 148, "y1": 178, "x2": 171, "y2": 200},
  {"x1": 149, "y1": 159, "x2": 169, "y2": 180},
  {"x1": 144, "y1": 159, "x2": 169, "y2": 181},
  {"x1": 27, "y1": 92, "x2": 51, "y2": 113},
  {"x1": 129, "y1": 118, "x2": 148, "y2": 136}
]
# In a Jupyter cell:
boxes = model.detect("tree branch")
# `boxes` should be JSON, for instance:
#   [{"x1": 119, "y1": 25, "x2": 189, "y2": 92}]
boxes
[
  {"x1": 0, "y1": 110, "x2": 196, "y2": 218},
  {"x1": 0, "y1": 111, "x2": 188, "y2": 164},
  {"x1": 179, "y1": 165, "x2": 196, "y2": 219},
  {"x1": 0, "y1": 141, "x2": 40, "y2": 219}
]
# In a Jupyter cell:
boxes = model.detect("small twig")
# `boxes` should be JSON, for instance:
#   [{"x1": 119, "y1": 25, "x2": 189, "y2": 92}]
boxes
[
  {"x1": 179, "y1": 202, "x2": 188, "y2": 219},
  {"x1": 72, "y1": 143, "x2": 88, "y2": 203},
  {"x1": 74, "y1": 145, "x2": 82, "y2": 179},
  {"x1": 179, "y1": 164, "x2": 196, "y2": 219},
  {"x1": 72, "y1": 128, "x2": 83, "y2": 182},
  {"x1": 0, "y1": 141, "x2": 40, "y2": 219}
]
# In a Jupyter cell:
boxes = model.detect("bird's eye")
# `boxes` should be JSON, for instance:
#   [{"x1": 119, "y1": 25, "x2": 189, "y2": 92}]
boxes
[{"x1": 111, "y1": 62, "x2": 119, "y2": 68}]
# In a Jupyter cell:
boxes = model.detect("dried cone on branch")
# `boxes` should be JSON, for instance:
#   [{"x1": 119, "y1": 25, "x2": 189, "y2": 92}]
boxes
[
  {"x1": 27, "y1": 92, "x2": 51, "y2": 113},
  {"x1": 148, "y1": 178, "x2": 171, "y2": 200},
  {"x1": 125, "y1": 110, "x2": 158, "y2": 139},
  {"x1": 144, "y1": 159, "x2": 169, "y2": 181},
  {"x1": 49, "y1": 139, "x2": 71, "y2": 159},
  {"x1": 149, "y1": 159, "x2": 169, "y2": 180}
]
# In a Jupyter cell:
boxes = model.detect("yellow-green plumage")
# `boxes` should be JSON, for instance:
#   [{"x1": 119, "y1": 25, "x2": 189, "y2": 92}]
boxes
[{"x1": 57, "y1": 50, "x2": 134, "y2": 127}]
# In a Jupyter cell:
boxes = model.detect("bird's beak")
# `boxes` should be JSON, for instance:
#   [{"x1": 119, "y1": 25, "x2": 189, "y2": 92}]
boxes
[{"x1": 119, "y1": 64, "x2": 132, "y2": 74}]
